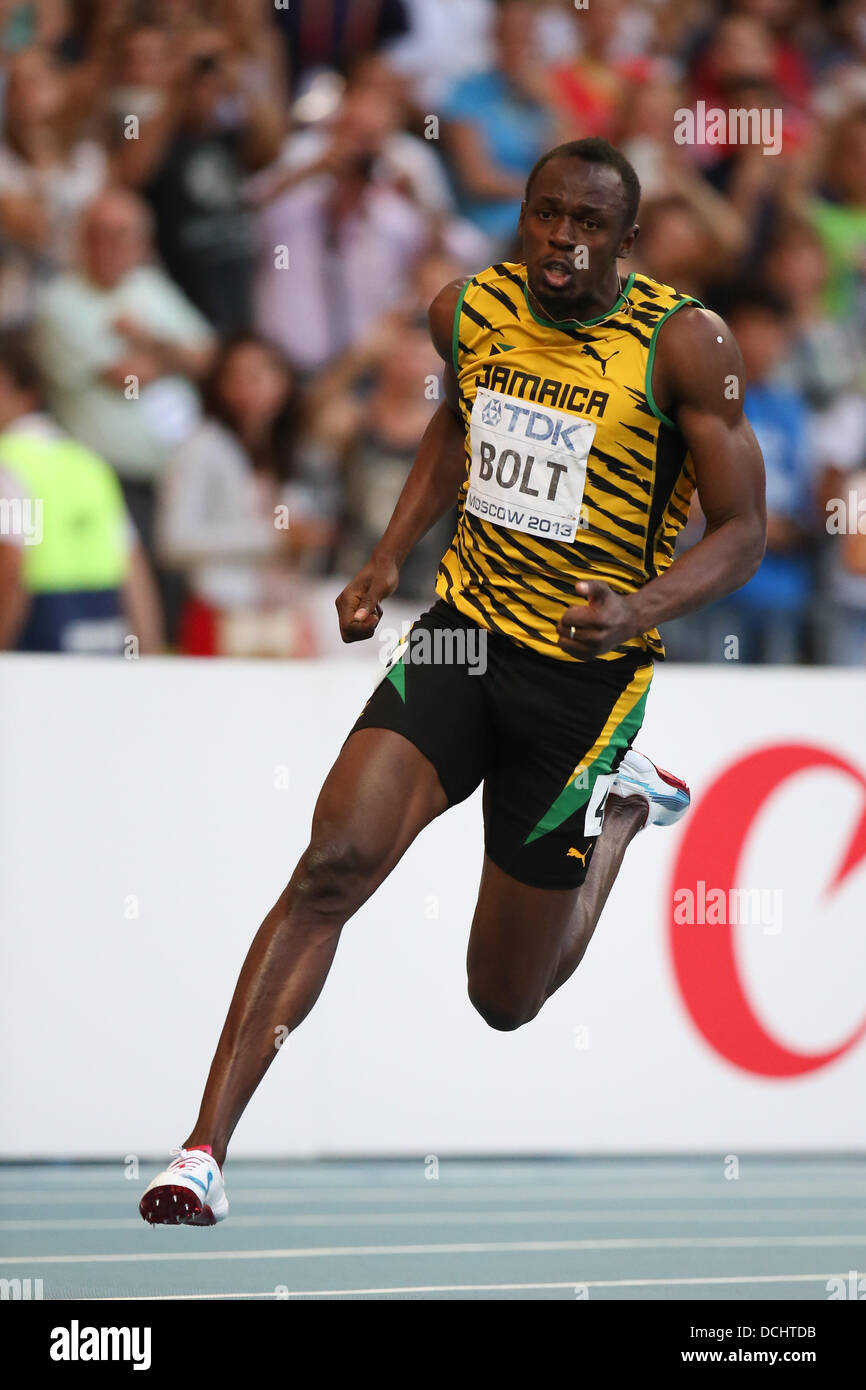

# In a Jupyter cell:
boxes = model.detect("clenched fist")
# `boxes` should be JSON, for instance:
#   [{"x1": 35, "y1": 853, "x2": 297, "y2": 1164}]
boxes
[
  {"x1": 557, "y1": 579, "x2": 640, "y2": 658},
  {"x1": 335, "y1": 556, "x2": 399, "y2": 643}
]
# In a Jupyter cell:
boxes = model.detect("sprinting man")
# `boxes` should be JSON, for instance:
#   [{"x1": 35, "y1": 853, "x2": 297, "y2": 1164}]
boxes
[{"x1": 141, "y1": 139, "x2": 765, "y2": 1224}]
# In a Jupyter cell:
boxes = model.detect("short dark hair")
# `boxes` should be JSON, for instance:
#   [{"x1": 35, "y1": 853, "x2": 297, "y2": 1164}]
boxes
[
  {"x1": 0, "y1": 331, "x2": 42, "y2": 397},
  {"x1": 524, "y1": 138, "x2": 642, "y2": 229}
]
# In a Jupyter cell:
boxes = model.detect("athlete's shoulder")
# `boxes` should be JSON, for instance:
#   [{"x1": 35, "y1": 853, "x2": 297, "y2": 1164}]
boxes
[
  {"x1": 628, "y1": 271, "x2": 701, "y2": 315},
  {"x1": 429, "y1": 263, "x2": 527, "y2": 364},
  {"x1": 428, "y1": 276, "x2": 470, "y2": 362},
  {"x1": 650, "y1": 297, "x2": 745, "y2": 417},
  {"x1": 628, "y1": 273, "x2": 724, "y2": 373},
  {"x1": 431, "y1": 261, "x2": 526, "y2": 310},
  {"x1": 646, "y1": 290, "x2": 735, "y2": 354},
  {"x1": 472, "y1": 260, "x2": 527, "y2": 291}
]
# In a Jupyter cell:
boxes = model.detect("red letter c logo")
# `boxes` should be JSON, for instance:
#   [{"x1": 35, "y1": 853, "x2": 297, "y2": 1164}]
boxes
[{"x1": 668, "y1": 744, "x2": 866, "y2": 1077}]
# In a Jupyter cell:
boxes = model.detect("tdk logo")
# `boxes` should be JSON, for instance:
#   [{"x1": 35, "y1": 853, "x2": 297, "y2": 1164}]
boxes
[
  {"x1": 49, "y1": 1320, "x2": 152, "y2": 1371},
  {"x1": 475, "y1": 388, "x2": 591, "y2": 453}
]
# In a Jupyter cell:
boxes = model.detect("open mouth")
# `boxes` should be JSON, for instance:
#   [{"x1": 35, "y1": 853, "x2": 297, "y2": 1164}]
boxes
[{"x1": 540, "y1": 259, "x2": 575, "y2": 291}]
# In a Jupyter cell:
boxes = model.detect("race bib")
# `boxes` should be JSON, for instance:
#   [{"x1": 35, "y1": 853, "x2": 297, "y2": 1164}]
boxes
[{"x1": 466, "y1": 387, "x2": 596, "y2": 543}]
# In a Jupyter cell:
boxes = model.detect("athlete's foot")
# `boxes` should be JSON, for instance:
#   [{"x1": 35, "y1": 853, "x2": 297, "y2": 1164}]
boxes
[
  {"x1": 610, "y1": 749, "x2": 690, "y2": 829},
  {"x1": 139, "y1": 1145, "x2": 228, "y2": 1226}
]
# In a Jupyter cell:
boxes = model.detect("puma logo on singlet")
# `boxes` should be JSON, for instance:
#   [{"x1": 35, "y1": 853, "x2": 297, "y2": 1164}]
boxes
[
  {"x1": 566, "y1": 844, "x2": 593, "y2": 865},
  {"x1": 581, "y1": 344, "x2": 620, "y2": 376}
]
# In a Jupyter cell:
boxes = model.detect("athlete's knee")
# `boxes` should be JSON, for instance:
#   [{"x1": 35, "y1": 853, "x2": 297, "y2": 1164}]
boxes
[
  {"x1": 467, "y1": 978, "x2": 542, "y2": 1032},
  {"x1": 292, "y1": 832, "x2": 381, "y2": 917}
]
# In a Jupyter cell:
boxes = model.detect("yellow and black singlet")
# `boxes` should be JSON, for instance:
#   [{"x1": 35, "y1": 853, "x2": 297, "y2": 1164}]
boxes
[{"x1": 436, "y1": 261, "x2": 702, "y2": 661}]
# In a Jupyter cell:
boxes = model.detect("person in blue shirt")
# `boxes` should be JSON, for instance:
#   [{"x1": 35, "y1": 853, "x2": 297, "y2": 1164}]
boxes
[{"x1": 442, "y1": 1, "x2": 553, "y2": 251}]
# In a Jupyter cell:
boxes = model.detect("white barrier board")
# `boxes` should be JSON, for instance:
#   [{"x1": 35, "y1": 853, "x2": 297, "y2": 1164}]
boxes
[{"x1": 1, "y1": 655, "x2": 864, "y2": 1156}]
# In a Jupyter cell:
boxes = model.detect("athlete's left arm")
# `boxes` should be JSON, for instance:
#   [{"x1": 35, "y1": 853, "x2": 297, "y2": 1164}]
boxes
[{"x1": 558, "y1": 306, "x2": 766, "y2": 658}]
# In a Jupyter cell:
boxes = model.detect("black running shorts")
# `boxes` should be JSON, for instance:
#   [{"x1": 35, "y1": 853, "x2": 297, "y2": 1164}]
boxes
[{"x1": 348, "y1": 600, "x2": 653, "y2": 889}]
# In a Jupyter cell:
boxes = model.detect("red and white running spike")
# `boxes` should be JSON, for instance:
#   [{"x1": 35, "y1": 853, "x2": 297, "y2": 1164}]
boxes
[
  {"x1": 139, "y1": 1146, "x2": 228, "y2": 1226},
  {"x1": 611, "y1": 749, "x2": 690, "y2": 828}
]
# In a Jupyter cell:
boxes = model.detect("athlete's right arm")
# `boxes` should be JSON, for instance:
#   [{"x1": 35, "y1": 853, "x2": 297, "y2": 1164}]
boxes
[{"x1": 335, "y1": 280, "x2": 469, "y2": 643}]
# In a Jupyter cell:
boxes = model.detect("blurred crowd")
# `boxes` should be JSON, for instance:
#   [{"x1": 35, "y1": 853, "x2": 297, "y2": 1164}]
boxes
[{"x1": 0, "y1": 0, "x2": 864, "y2": 663}]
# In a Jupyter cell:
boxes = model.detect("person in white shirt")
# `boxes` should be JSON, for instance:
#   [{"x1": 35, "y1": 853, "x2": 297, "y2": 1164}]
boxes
[
  {"x1": 157, "y1": 333, "x2": 333, "y2": 658},
  {"x1": 0, "y1": 47, "x2": 108, "y2": 326},
  {"x1": 31, "y1": 188, "x2": 216, "y2": 567},
  {"x1": 250, "y1": 84, "x2": 431, "y2": 372}
]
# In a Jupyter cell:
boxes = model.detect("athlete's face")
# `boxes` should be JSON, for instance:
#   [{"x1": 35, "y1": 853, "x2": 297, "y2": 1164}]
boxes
[{"x1": 519, "y1": 158, "x2": 638, "y2": 314}]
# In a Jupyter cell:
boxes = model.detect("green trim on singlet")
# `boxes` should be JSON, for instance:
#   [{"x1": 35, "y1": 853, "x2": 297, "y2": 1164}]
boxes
[
  {"x1": 524, "y1": 677, "x2": 650, "y2": 844},
  {"x1": 644, "y1": 297, "x2": 703, "y2": 431},
  {"x1": 522, "y1": 272, "x2": 636, "y2": 333},
  {"x1": 451, "y1": 280, "x2": 471, "y2": 374}
]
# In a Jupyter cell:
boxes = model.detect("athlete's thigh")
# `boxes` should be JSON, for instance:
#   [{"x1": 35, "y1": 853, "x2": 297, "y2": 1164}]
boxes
[
  {"x1": 318, "y1": 601, "x2": 492, "y2": 869},
  {"x1": 466, "y1": 850, "x2": 580, "y2": 1019},
  {"x1": 484, "y1": 649, "x2": 653, "y2": 891},
  {"x1": 312, "y1": 728, "x2": 449, "y2": 876}
]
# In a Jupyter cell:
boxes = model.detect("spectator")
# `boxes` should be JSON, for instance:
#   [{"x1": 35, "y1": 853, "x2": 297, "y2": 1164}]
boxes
[
  {"x1": 262, "y1": 57, "x2": 458, "y2": 223},
  {"x1": 386, "y1": 0, "x2": 494, "y2": 109},
  {"x1": 549, "y1": 0, "x2": 659, "y2": 142},
  {"x1": 251, "y1": 83, "x2": 430, "y2": 372},
  {"x1": 157, "y1": 333, "x2": 332, "y2": 659},
  {"x1": 0, "y1": 46, "x2": 107, "y2": 325},
  {"x1": 615, "y1": 77, "x2": 688, "y2": 201},
  {"x1": 689, "y1": 8, "x2": 811, "y2": 132},
  {"x1": 0, "y1": 331, "x2": 162, "y2": 654},
  {"x1": 842, "y1": 470, "x2": 866, "y2": 587},
  {"x1": 103, "y1": 23, "x2": 175, "y2": 147},
  {"x1": 807, "y1": 107, "x2": 866, "y2": 326},
  {"x1": 0, "y1": 0, "x2": 859, "y2": 668},
  {"x1": 315, "y1": 311, "x2": 455, "y2": 601},
  {"x1": 442, "y1": 0, "x2": 553, "y2": 253},
  {"x1": 827, "y1": 0, "x2": 866, "y2": 78},
  {"x1": 810, "y1": 391, "x2": 866, "y2": 665},
  {"x1": 270, "y1": 0, "x2": 410, "y2": 91},
  {"x1": 114, "y1": 23, "x2": 284, "y2": 333},
  {"x1": 764, "y1": 216, "x2": 864, "y2": 407},
  {"x1": 633, "y1": 182, "x2": 745, "y2": 302},
  {"x1": 32, "y1": 188, "x2": 215, "y2": 561},
  {"x1": 681, "y1": 17, "x2": 799, "y2": 270},
  {"x1": 213, "y1": 0, "x2": 289, "y2": 111}
]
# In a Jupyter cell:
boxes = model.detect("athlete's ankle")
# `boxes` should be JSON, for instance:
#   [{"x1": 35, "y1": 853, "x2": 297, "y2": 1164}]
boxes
[
  {"x1": 182, "y1": 1137, "x2": 226, "y2": 1169},
  {"x1": 605, "y1": 791, "x2": 649, "y2": 830}
]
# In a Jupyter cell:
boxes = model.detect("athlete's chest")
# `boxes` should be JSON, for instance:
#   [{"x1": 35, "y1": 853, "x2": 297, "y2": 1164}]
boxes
[
  {"x1": 457, "y1": 331, "x2": 653, "y2": 545},
  {"x1": 459, "y1": 327, "x2": 648, "y2": 437}
]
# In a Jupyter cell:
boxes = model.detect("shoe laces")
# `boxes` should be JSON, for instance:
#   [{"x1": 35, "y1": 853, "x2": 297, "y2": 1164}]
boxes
[{"x1": 168, "y1": 1145, "x2": 213, "y2": 1173}]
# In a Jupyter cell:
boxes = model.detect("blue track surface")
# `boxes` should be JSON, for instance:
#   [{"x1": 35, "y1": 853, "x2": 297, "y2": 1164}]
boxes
[{"x1": 2, "y1": 1158, "x2": 865, "y2": 1301}]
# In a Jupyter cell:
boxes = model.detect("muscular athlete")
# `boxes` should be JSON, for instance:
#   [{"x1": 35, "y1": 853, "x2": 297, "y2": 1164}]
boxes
[{"x1": 141, "y1": 139, "x2": 765, "y2": 1225}]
